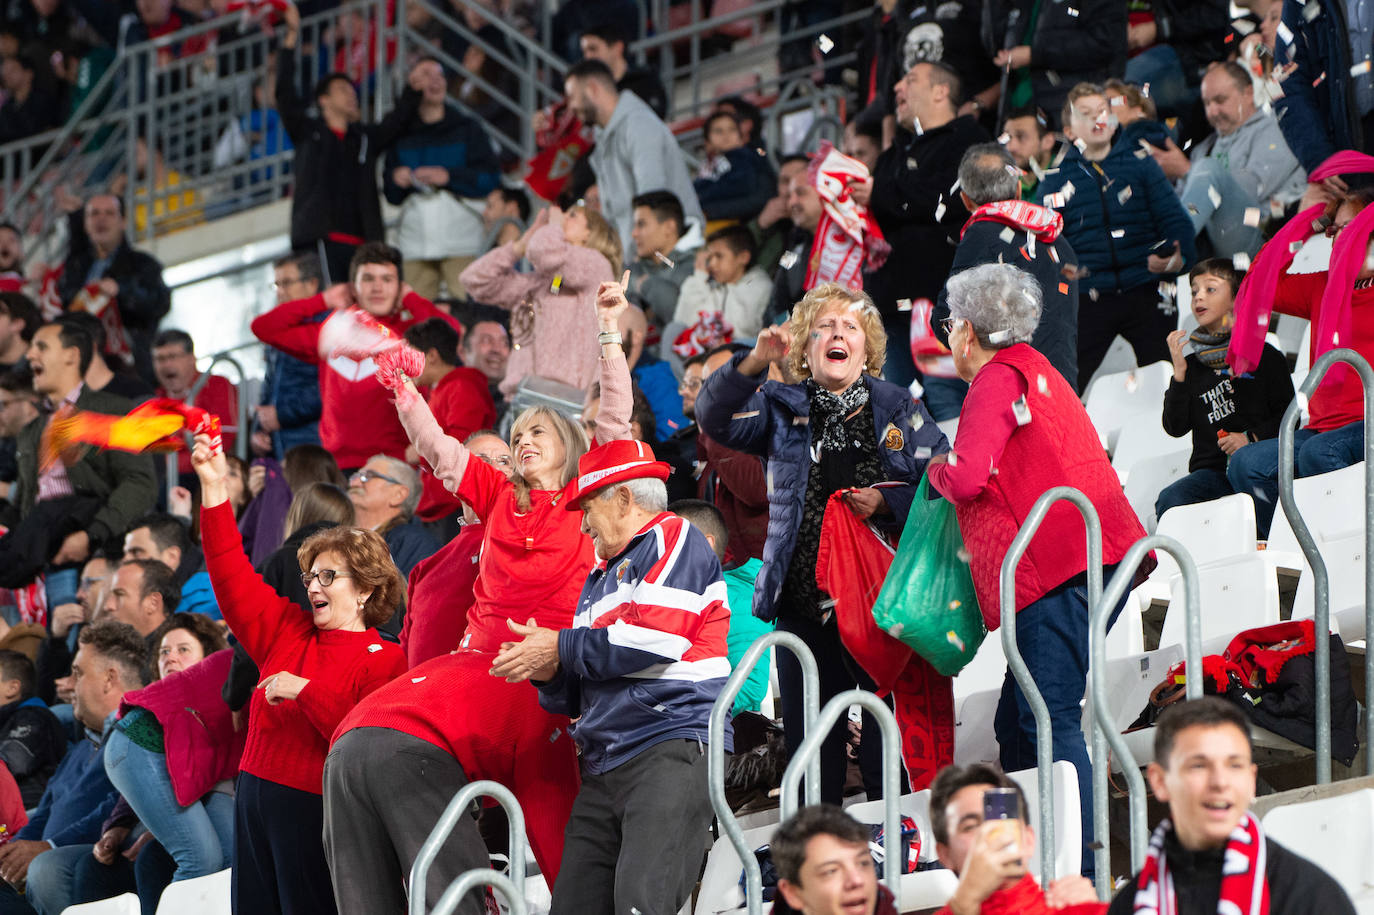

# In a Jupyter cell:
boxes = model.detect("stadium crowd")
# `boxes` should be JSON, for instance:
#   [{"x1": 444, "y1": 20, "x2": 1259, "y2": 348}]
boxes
[{"x1": 0, "y1": 0, "x2": 1369, "y2": 913}]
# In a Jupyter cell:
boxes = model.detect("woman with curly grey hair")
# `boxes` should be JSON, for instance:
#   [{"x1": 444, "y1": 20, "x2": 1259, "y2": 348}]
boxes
[
  {"x1": 926, "y1": 262, "x2": 1149, "y2": 879},
  {"x1": 695, "y1": 282, "x2": 950, "y2": 802}
]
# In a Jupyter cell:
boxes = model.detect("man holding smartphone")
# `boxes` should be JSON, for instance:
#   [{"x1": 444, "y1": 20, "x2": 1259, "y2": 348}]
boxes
[{"x1": 930, "y1": 764, "x2": 1103, "y2": 915}]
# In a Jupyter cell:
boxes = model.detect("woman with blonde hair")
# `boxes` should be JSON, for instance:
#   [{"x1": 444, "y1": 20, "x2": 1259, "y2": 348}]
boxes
[
  {"x1": 460, "y1": 204, "x2": 619, "y2": 398},
  {"x1": 321, "y1": 278, "x2": 636, "y2": 912},
  {"x1": 695, "y1": 282, "x2": 950, "y2": 803}
]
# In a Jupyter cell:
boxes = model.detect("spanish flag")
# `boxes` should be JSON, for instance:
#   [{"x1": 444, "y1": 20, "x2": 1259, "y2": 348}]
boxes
[{"x1": 40, "y1": 399, "x2": 222, "y2": 472}]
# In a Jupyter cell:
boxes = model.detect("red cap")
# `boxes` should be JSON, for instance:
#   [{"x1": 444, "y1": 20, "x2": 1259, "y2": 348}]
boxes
[{"x1": 561, "y1": 439, "x2": 671, "y2": 510}]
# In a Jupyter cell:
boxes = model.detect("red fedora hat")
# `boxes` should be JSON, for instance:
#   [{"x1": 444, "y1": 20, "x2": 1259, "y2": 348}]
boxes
[{"x1": 562, "y1": 439, "x2": 671, "y2": 509}]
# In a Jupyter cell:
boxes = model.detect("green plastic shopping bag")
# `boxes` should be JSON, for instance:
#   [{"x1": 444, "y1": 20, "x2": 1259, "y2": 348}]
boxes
[{"x1": 870, "y1": 476, "x2": 985, "y2": 676}]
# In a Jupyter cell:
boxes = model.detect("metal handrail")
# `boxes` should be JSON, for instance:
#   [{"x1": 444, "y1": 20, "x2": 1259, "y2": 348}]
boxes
[
  {"x1": 1088, "y1": 535, "x2": 1201, "y2": 898},
  {"x1": 409, "y1": 780, "x2": 527, "y2": 915},
  {"x1": 779, "y1": 690, "x2": 902, "y2": 906},
  {"x1": 1276, "y1": 347, "x2": 1374, "y2": 782},
  {"x1": 997, "y1": 486, "x2": 1103, "y2": 884},
  {"x1": 429, "y1": 869, "x2": 526, "y2": 915},
  {"x1": 708, "y1": 631, "x2": 820, "y2": 915}
]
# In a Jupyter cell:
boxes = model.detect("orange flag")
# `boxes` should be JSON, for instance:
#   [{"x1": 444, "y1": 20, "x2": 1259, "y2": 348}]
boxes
[{"x1": 40, "y1": 398, "x2": 221, "y2": 472}]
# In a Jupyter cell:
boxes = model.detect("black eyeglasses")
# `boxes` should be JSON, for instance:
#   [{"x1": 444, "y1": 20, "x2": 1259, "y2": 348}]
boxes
[
  {"x1": 351, "y1": 468, "x2": 401, "y2": 486},
  {"x1": 301, "y1": 569, "x2": 351, "y2": 587}
]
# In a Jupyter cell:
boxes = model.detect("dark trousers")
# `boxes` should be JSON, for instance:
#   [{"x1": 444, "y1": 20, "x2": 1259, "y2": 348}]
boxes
[
  {"x1": 775, "y1": 615, "x2": 901, "y2": 806},
  {"x1": 71, "y1": 841, "x2": 175, "y2": 915},
  {"x1": 323, "y1": 727, "x2": 486, "y2": 915},
  {"x1": 992, "y1": 574, "x2": 1127, "y2": 879},
  {"x1": 549, "y1": 739, "x2": 712, "y2": 915},
  {"x1": 233, "y1": 772, "x2": 336, "y2": 915},
  {"x1": 1075, "y1": 283, "x2": 1175, "y2": 391}
]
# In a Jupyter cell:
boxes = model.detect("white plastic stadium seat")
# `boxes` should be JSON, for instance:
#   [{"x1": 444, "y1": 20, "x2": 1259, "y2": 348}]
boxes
[
  {"x1": 1133, "y1": 493, "x2": 1258, "y2": 608},
  {"x1": 1263, "y1": 789, "x2": 1374, "y2": 913},
  {"x1": 1083, "y1": 361, "x2": 1173, "y2": 453},
  {"x1": 1006, "y1": 761, "x2": 1082, "y2": 883},
  {"x1": 60, "y1": 896, "x2": 140, "y2": 915},
  {"x1": 155, "y1": 868, "x2": 231, "y2": 915},
  {"x1": 1157, "y1": 554, "x2": 1280, "y2": 652},
  {"x1": 1122, "y1": 449, "x2": 1192, "y2": 533},
  {"x1": 1111, "y1": 417, "x2": 1183, "y2": 481}
]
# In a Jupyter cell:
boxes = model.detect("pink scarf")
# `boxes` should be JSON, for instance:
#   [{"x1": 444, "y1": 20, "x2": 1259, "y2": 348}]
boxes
[{"x1": 1227, "y1": 151, "x2": 1374, "y2": 387}]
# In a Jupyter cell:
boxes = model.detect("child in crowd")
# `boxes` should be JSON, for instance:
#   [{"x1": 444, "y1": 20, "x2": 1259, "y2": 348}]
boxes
[
  {"x1": 1155, "y1": 258, "x2": 1294, "y2": 520},
  {"x1": 1000, "y1": 108, "x2": 1067, "y2": 199},
  {"x1": 692, "y1": 111, "x2": 774, "y2": 225},
  {"x1": 673, "y1": 224, "x2": 772, "y2": 346}
]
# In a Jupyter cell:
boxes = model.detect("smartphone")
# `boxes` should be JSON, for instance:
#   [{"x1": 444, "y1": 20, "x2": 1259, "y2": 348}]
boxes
[{"x1": 983, "y1": 788, "x2": 1020, "y2": 822}]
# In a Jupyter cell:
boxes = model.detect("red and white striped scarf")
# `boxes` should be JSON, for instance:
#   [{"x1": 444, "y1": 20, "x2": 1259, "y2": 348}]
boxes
[
  {"x1": 1133, "y1": 812, "x2": 1269, "y2": 915},
  {"x1": 804, "y1": 142, "x2": 890, "y2": 291}
]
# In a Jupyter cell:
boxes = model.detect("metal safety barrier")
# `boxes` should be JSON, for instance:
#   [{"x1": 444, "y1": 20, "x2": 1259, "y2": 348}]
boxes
[
  {"x1": 429, "y1": 870, "x2": 526, "y2": 915},
  {"x1": 779, "y1": 689, "x2": 902, "y2": 905},
  {"x1": 708, "y1": 631, "x2": 820, "y2": 915},
  {"x1": 1276, "y1": 348, "x2": 1374, "y2": 782},
  {"x1": 1087, "y1": 535, "x2": 1202, "y2": 898},
  {"x1": 409, "y1": 779, "x2": 526, "y2": 915},
  {"x1": 997, "y1": 486, "x2": 1103, "y2": 883}
]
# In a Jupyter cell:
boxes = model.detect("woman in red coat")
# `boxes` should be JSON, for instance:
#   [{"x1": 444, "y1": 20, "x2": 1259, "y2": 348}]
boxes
[
  {"x1": 192, "y1": 433, "x2": 407, "y2": 915},
  {"x1": 926, "y1": 262, "x2": 1149, "y2": 880}
]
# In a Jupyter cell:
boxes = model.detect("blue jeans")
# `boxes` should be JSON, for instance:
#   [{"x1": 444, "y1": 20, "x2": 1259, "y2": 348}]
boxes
[
  {"x1": 1226, "y1": 422, "x2": 1365, "y2": 538},
  {"x1": 1154, "y1": 467, "x2": 1233, "y2": 521},
  {"x1": 25, "y1": 843, "x2": 90, "y2": 915},
  {"x1": 70, "y1": 840, "x2": 175, "y2": 915},
  {"x1": 104, "y1": 726, "x2": 235, "y2": 882},
  {"x1": 993, "y1": 575, "x2": 1125, "y2": 879},
  {"x1": 1123, "y1": 45, "x2": 1196, "y2": 118}
]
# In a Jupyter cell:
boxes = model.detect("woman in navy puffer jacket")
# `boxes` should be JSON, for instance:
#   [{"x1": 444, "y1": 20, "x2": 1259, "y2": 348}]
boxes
[
  {"x1": 1036, "y1": 82, "x2": 1197, "y2": 390},
  {"x1": 695, "y1": 283, "x2": 947, "y2": 805}
]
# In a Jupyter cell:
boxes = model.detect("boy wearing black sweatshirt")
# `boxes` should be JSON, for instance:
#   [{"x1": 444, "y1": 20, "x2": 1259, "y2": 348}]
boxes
[{"x1": 1155, "y1": 258, "x2": 1294, "y2": 521}]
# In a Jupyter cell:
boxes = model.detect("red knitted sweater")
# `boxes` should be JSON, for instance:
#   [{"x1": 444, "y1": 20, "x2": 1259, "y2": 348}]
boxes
[{"x1": 201, "y1": 502, "x2": 406, "y2": 794}]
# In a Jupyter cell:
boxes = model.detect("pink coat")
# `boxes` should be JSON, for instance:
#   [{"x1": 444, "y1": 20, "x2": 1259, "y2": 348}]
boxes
[
  {"x1": 118, "y1": 649, "x2": 246, "y2": 806},
  {"x1": 459, "y1": 224, "x2": 613, "y2": 396},
  {"x1": 927, "y1": 345, "x2": 1150, "y2": 628}
]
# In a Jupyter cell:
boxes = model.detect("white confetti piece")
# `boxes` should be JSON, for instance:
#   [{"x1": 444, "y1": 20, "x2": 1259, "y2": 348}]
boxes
[
  {"x1": 654, "y1": 251, "x2": 675, "y2": 269},
  {"x1": 1110, "y1": 95, "x2": 1124, "y2": 106},
  {"x1": 914, "y1": 117, "x2": 924, "y2": 136},
  {"x1": 1048, "y1": 246, "x2": 1060, "y2": 264},
  {"x1": 988, "y1": 329, "x2": 1012, "y2": 344},
  {"x1": 1117, "y1": 186, "x2": 1132, "y2": 205},
  {"x1": 1046, "y1": 69, "x2": 1061, "y2": 86},
  {"x1": 1142, "y1": 82, "x2": 1150, "y2": 97},
  {"x1": 1000, "y1": 227, "x2": 1016, "y2": 244},
  {"x1": 935, "y1": 200, "x2": 947, "y2": 221},
  {"x1": 1207, "y1": 185, "x2": 1222, "y2": 209},
  {"x1": 888, "y1": 622, "x2": 906, "y2": 638},
  {"x1": 957, "y1": 546, "x2": 971, "y2": 563},
  {"x1": 1277, "y1": 21, "x2": 1293, "y2": 45},
  {"x1": 1353, "y1": 60, "x2": 1372, "y2": 77},
  {"x1": 915, "y1": 446, "x2": 933, "y2": 459},
  {"x1": 946, "y1": 629, "x2": 966, "y2": 653},
  {"x1": 1074, "y1": 137, "x2": 1087, "y2": 152},
  {"x1": 998, "y1": 132, "x2": 1012, "y2": 144},
  {"x1": 897, "y1": 298, "x2": 913, "y2": 312},
  {"x1": 779, "y1": 250, "x2": 798, "y2": 269},
  {"x1": 1061, "y1": 182, "x2": 1076, "y2": 201},
  {"x1": 1088, "y1": 288, "x2": 1100, "y2": 301},
  {"x1": 1067, "y1": 6, "x2": 1078, "y2": 15},
  {"x1": 1036, "y1": 374, "x2": 1049, "y2": 394},
  {"x1": 947, "y1": 451, "x2": 958, "y2": 466},
  {"x1": 368, "y1": 643, "x2": 382, "y2": 653},
  {"x1": 817, "y1": 33, "x2": 834, "y2": 53},
  {"x1": 1333, "y1": 332, "x2": 1340, "y2": 345},
  {"x1": 1011, "y1": 395, "x2": 1032, "y2": 425},
  {"x1": 909, "y1": 413, "x2": 924, "y2": 431},
  {"x1": 1243, "y1": 207, "x2": 1262, "y2": 227},
  {"x1": 1111, "y1": 228, "x2": 1126, "y2": 238},
  {"x1": 1158, "y1": 281, "x2": 1176, "y2": 299},
  {"x1": 1044, "y1": 192, "x2": 1065, "y2": 208},
  {"x1": 1233, "y1": 18, "x2": 1256, "y2": 35},
  {"x1": 1233, "y1": 252, "x2": 1252, "y2": 271},
  {"x1": 1125, "y1": 373, "x2": 1139, "y2": 394},
  {"x1": 1302, "y1": 0, "x2": 1320, "y2": 20},
  {"x1": 411, "y1": 676, "x2": 427, "y2": 683}
]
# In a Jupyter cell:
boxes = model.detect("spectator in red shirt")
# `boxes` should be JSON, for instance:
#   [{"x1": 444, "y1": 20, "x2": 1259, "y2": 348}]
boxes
[
  {"x1": 189, "y1": 431, "x2": 405, "y2": 915},
  {"x1": 250, "y1": 242, "x2": 462, "y2": 473},
  {"x1": 152, "y1": 330, "x2": 238, "y2": 480},
  {"x1": 402, "y1": 318, "x2": 495, "y2": 528},
  {"x1": 321, "y1": 278, "x2": 636, "y2": 915}
]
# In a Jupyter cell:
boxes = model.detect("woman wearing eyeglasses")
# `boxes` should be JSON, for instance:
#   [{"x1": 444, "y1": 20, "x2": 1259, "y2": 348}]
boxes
[
  {"x1": 191, "y1": 435, "x2": 406, "y2": 915},
  {"x1": 925, "y1": 262, "x2": 1148, "y2": 879}
]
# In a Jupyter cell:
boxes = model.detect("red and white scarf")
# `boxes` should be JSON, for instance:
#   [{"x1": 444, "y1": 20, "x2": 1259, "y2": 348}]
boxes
[
  {"x1": 804, "y1": 142, "x2": 890, "y2": 291},
  {"x1": 1133, "y1": 812, "x2": 1269, "y2": 915},
  {"x1": 961, "y1": 199, "x2": 1064, "y2": 243}
]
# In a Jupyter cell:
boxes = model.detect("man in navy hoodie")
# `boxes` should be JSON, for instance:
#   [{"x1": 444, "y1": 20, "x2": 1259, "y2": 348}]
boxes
[{"x1": 0, "y1": 621, "x2": 146, "y2": 915}]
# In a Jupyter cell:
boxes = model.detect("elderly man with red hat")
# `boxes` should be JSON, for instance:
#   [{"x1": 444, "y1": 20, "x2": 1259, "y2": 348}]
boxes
[{"x1": 492, "y1": 438, "x2": 733, "y2": 915}]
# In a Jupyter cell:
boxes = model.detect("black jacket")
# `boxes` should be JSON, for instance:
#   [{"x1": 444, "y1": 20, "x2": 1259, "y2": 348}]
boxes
[
  {"x1": 867, "y1": 114, "x2": 991, "y2": 318},
  {"x1": 765, "y1": 226, "x2": 813, "y2": 326},
  {"x1": 0, "y1": 697, "x2": 68, "y2": 809},
  {"x1": 1107, "y1": 832, "x2": 1355, "y2": 915},
  {"x1": 1162, "y1": 344, "x2": 1294, "y2": 474},
  {"x1": 275, "y1": 45, "x2": 422, "y2": 250},
  {"x1": 57, "y1": 212, "x2": 171, "y2": 384},
  {"x1": 931, "y1": 215, "x2": 1080, "y2": 391},
  {"x1": 982, "y1": 0, "x2": 1126, "y2": 125}
]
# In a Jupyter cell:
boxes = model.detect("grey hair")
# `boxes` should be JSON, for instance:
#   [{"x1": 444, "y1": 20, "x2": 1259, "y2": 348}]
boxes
[
  {"x1": 598, "y1": 476, "x2": 668, "y2": 513},
  {"x1": 958, "y1": 143, "x2": 1020, "y2": 206},
  {"x1": 368, "y1": 454, "x2": 422, "y2": 520},
  {"x1": 945, "y1": 263, "x2": 1042, "y2": 349}
]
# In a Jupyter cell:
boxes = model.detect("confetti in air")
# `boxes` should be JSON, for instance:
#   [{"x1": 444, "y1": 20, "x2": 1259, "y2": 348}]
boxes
[
  {"x1": 1011, "y1": 395, "x2": 1032, "y2": 426},
  {"x1": 897, "y1": 298, "x2": 913, "y2": 312},
  {"x1": 654, "y1": 251, "x2": 675, "y2": 269},
  {"x1": 1117, "y1": 186, "x2": 1133, "y2": 205},
  {"x1": 1232, "y1": 252, "x2": 1252, "y2": 271},
  {"x1": 1207, "y1": 185, "x2": 1222, "y2": 209},
  {"x1": 1243, "y1": 207, "x2": 1262, "y2": 227},
  {"x1": 998, "y1": 132, "x2": 1011, "y2": 144},
  {"x1": 1036, "y1": 374, "x2": 1049, "y2": 395},
  {"x1": 817, "y1": 33, "x2": 834, "y2": 53}
]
